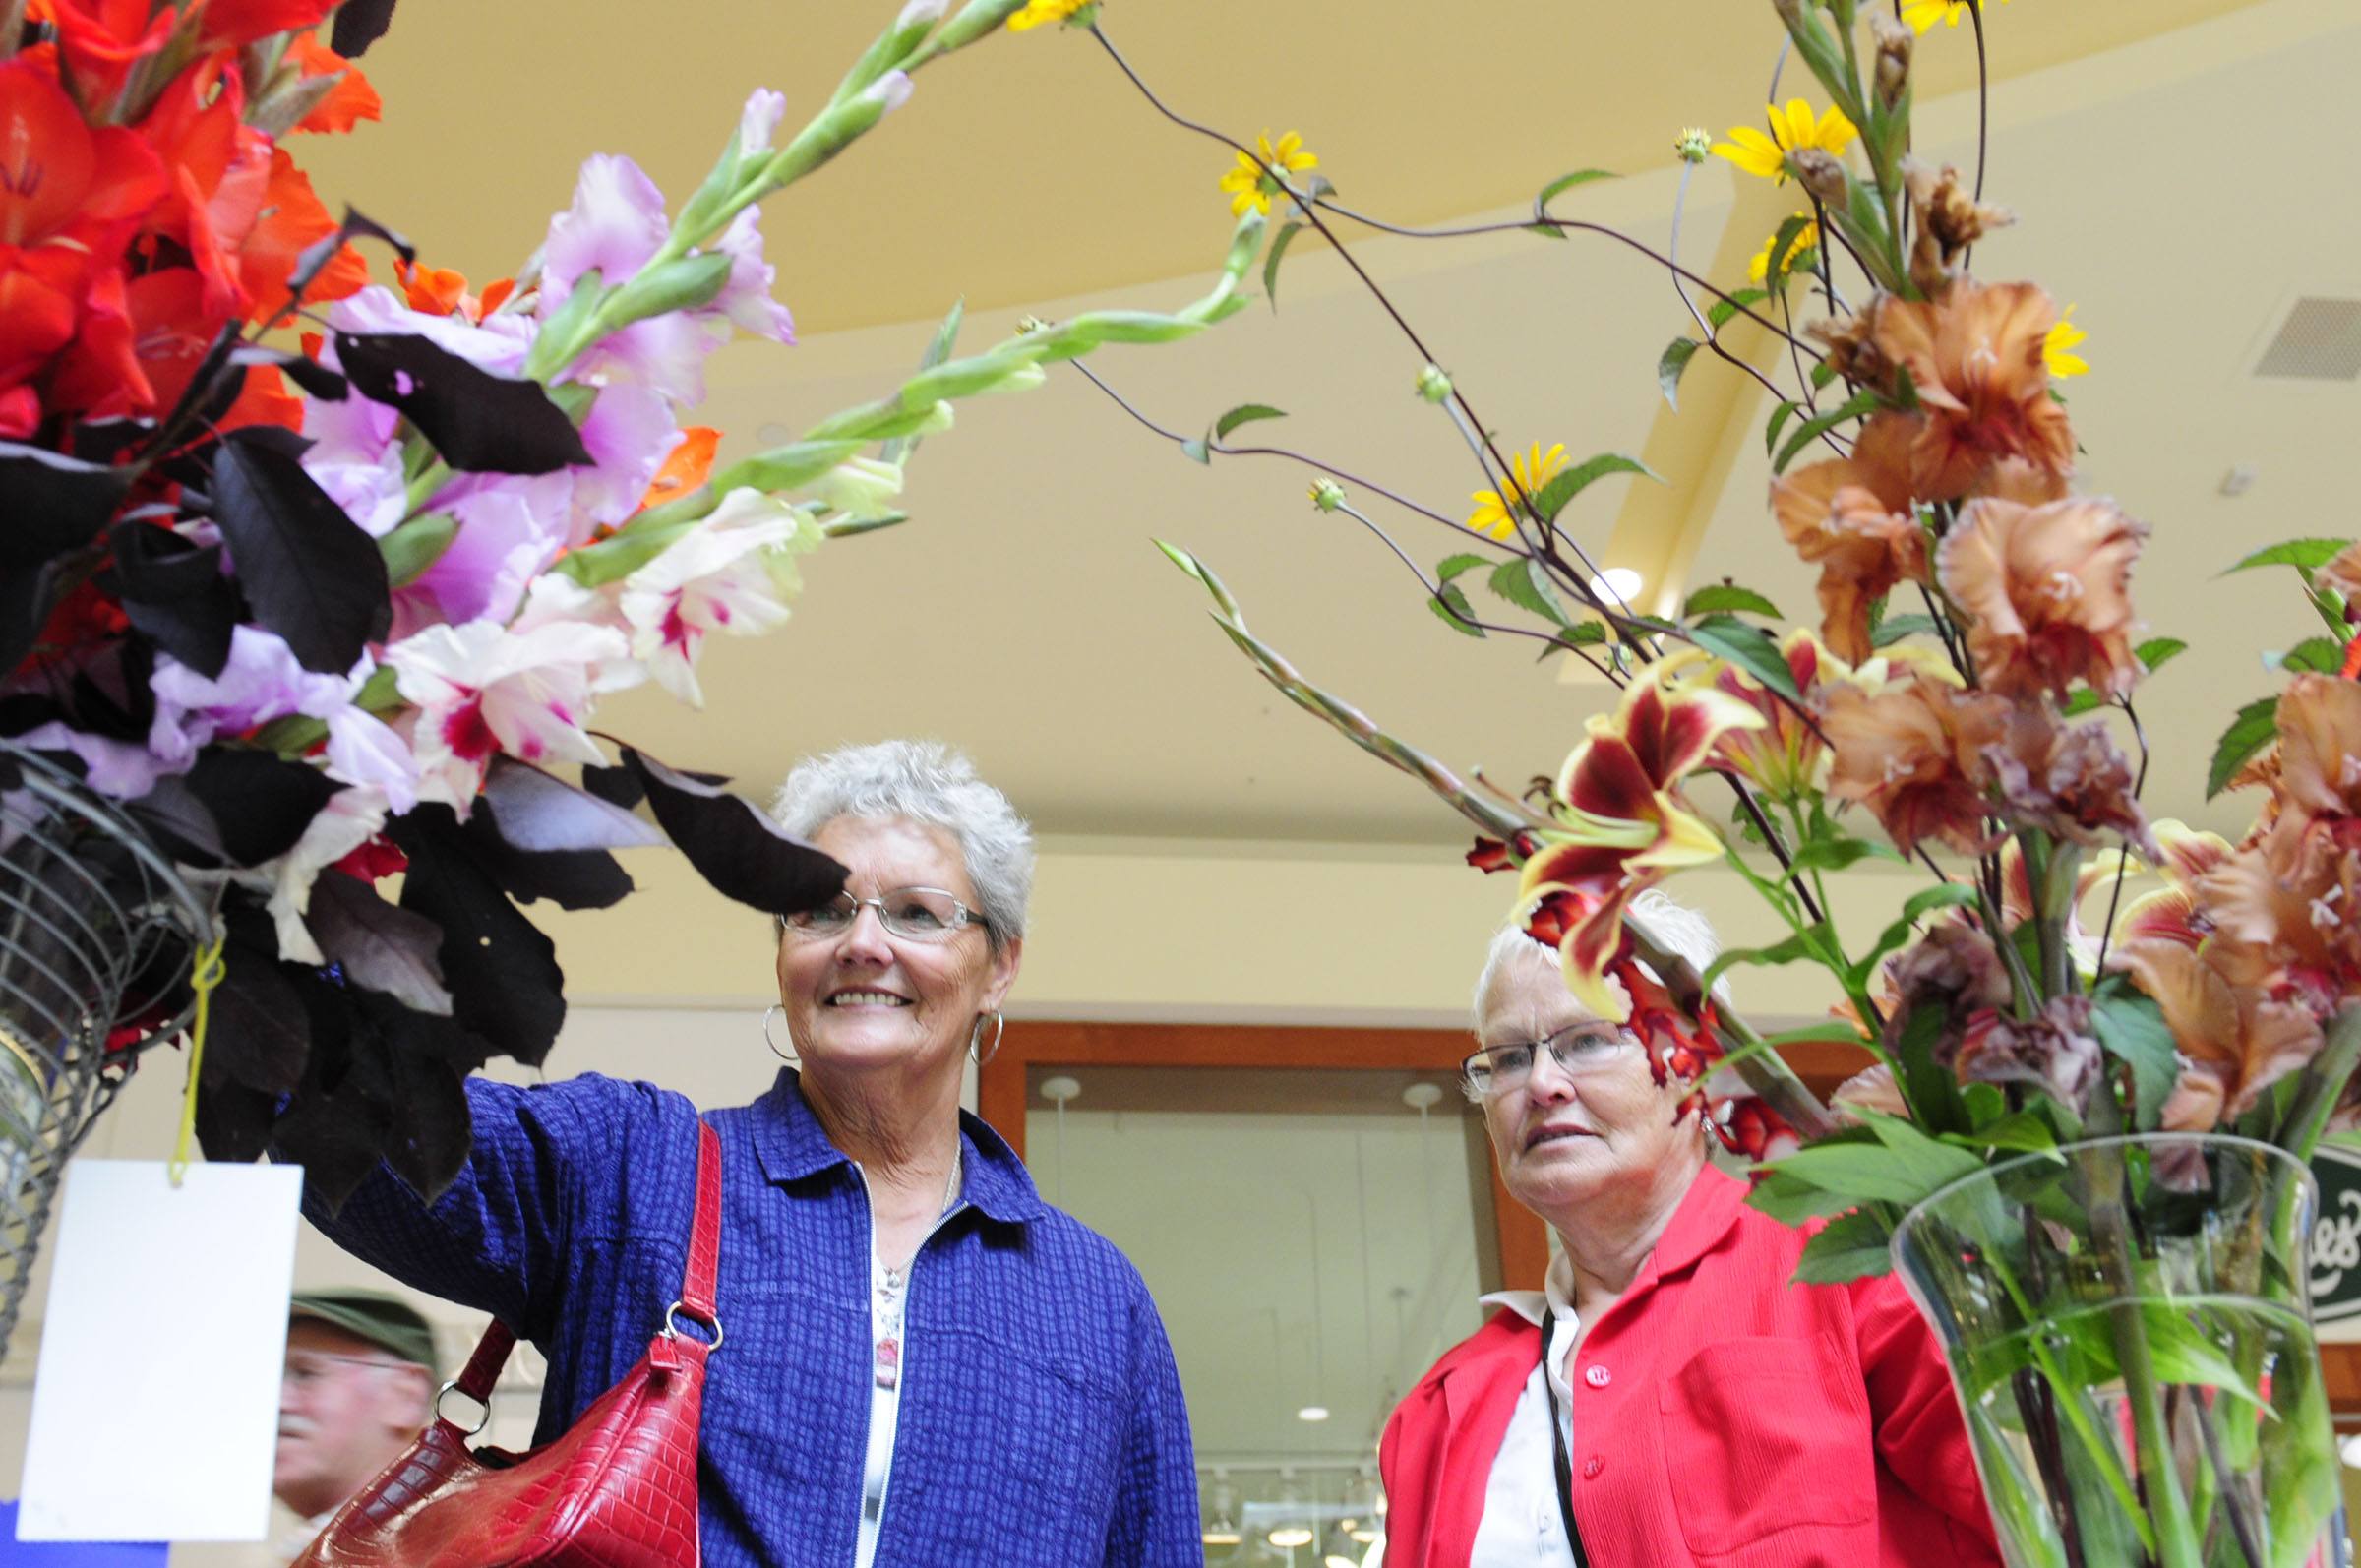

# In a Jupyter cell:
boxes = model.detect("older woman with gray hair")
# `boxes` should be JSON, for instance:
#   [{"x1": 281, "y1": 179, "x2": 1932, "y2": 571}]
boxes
[
  {"x1": 303, "y1": 739, "x2": 1199, "y2": 1567},
  {"x1": 1373, "y1": 893, "x2": 1998, "y2": 1568}
]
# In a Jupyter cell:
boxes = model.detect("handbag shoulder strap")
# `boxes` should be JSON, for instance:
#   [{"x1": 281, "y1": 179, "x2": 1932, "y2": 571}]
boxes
[
  {"x1": 441, "y1": 1119, "x2": 724, "y2": 1412},
  {"x1": 678, "y1": 1120, "x2": 723, "y2": 1321}
]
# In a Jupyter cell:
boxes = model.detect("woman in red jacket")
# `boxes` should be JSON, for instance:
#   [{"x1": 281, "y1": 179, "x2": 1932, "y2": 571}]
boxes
[{"x1": 1375, "y1": 898, "x2": 2002, "y2": 1568}]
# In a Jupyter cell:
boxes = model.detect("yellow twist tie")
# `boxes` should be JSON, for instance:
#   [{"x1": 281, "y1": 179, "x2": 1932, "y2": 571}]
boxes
[{"x1": 167, "y1": 936, "x2": 229, "y2": 1188}]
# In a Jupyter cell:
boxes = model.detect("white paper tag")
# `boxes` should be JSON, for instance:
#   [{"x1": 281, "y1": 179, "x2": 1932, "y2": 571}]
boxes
[{"x1": 15, "y1": 1161, "x2": 303, "y2": 1542}]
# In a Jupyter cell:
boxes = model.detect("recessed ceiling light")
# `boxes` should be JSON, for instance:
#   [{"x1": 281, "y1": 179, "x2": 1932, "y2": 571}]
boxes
[
  {"x1": 1588, "y1": 567, "x2": 1643, "y2": 605},
  {"x1": 1297, "y1": 1404, "x2": 1331, "y2": 1422}
]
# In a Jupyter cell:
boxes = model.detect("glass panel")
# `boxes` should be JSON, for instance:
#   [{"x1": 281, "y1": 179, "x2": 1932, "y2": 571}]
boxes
[{"x1": 1024, "y1": 1061, "x2": 1495, "y2": 1563}]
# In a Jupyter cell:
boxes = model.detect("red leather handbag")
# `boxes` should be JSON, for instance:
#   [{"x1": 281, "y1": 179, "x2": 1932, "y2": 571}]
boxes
[{"x1": 293, "y1": 1121, "x2": 724, "y2": 1568}]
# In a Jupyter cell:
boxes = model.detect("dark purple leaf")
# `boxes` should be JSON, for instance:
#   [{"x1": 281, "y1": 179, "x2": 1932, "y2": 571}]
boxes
[
  {"x1": 181, "y1": 751, "x2": 341, "y2": 866},
  {"x1": 272, "y1": 1071, "x2": 392, "y2": 1213},
  {"x1": 194, "y1": 1079, "x2": 280, "y2": 1164},
  {"x1": 382, "y1": 1049, "x2": 470, "y2": 1202},
  {"x1": 378, "y1": 1003, "x2": 495, "y2": 1075},
  {"x1": 209, "y1": 427, "x2": 391, "y2": 673},
  {"x1": 623, "y1": 747, "x2": 847, "y2": 915},
  {"x1": 107, "y1": 519, "x2": 237, "y2": 677},
  {"x1": 229, "y1": 344, "x2": 346, "y2": 401},
  {"x1": 204, "y1": 950, "x2": 312, "y2": 1095},
  {"x1": 579, "y1": 760, "x2": 644, "y2": 810},
  {"x1": 285, "y1": 208, "x2": 411, "y2": 320},
  {"x1": 330, "y1": 0, "x2": 399, "y2": 56},
  {"x1": 480, "y1": 757, "x2": 664, "y2": 851},
  {"x1": 335, "y1": 332, "x2": 591, "y2": 475},
  {"x1": 305, "y1": 871, "x2": 454, "y2": 1014},
  {"x1": 389, "y1": 805, "x2": 566, "y2": 1066},
  {"x1": 460, "y1": 816, "x2": 635, "y2": 910},
  {"x1": 0, "y1": 442, "x2": 134, "y2": 569},
  {"x1": 0, "y1": 558, "x2": 65, "y2": 674},
  {"x1": 127, "y1": 775, "x2": 227, "y2": 865}
]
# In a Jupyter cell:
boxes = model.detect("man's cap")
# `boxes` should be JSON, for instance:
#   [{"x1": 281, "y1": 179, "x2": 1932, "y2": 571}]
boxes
[{"x1": 288, "y1": 1290, "x2": 438, "y2": 1371}]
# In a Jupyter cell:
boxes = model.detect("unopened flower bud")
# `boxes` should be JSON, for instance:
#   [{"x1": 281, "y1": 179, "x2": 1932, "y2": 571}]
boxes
[
  {"x1": 1307, "y1": 477, "x2": 1346, "y2": 513},
  {"x1": 860, "y1": 70, "x2": 914, "y2": 114},
  {"x1": 1871, "y1": 17, "x2": 1912, "y2": 112},
  {"x1": 896, "y1": 0, "x2": 948, "y2": 27},
  {"x1": 1415, "y1": 364, "x2": 1453, "y2": 403},
  {"x1": 1015, "y1": 315, "x2": 1052, "y2": 334},
  {"x1": 1787, "y1": 147, "x2": 1849, "y2": 207},
  {"x1": 1769, "y1": 0, "x2": 1806, "y2": 27},
  {"x1": 1673, "y1": 127, "x2": 1712, "y2": 164}
]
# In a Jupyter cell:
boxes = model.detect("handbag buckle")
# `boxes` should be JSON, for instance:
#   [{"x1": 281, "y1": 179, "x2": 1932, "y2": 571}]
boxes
[
  {"x1": 663, "y1": 1299, "x2": 724, "y2": 1353},
  {"x1": 433, "y1": 1379, "x2": 493, "y2": 1437}
]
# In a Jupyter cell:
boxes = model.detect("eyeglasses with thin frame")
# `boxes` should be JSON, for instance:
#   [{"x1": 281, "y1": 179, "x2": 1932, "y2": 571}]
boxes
[
  {"x1": 282, "y1": 1352, "x2": 411, "y2": 1390},
  {"x1": 1461, "y1": 1021, "x2": 1641, "y2": 1099},
  {"x1": 777, "y1": 886, "x2": 991, "y2": 943}
]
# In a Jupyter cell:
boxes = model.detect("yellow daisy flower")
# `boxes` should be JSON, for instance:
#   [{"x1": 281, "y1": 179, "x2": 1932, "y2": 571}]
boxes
[
  {"x1": 1901, "y1": 0, "x2": 2009, "y2": 34},
  {"x1": 1465, "y1": 443, "x2": 1567, "y2": 542},
  {"x1": 1007, "y1": 0, "x2": 1096, "y2": 32},
  {"x1": 1748, "y1": 213, "x2": 1821, "y2": 283},
  {"x1": 2044, "y1": 305, "x2": 2089, "y2": 379},
  {"x1": 1713, "y1": 99, "x2": 1859, "y2": 185},
  {"x1": 1218, "y1": 131, "x2": 1319, "y2": 218}
]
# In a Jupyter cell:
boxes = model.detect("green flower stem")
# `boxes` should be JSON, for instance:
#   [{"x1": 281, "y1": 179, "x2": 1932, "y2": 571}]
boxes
[{"x1": 2274, "y1": 1003, "x2": 2361, "y2": 1163}]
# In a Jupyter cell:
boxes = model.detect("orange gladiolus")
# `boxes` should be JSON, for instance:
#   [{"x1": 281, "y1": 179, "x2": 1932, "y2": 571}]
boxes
[
  {"x1": 638, "y1": 427, "x2": 721, "y2": 511},
  {"x1": 1870, "y1": 278, "x2": 2076, "y2": 501},
  {"x1": 236, "y1": 146, "x2": 366, "y2": 322},
  {"x1": 282, "y1": 33, "x2": 381, "y2": 136}
]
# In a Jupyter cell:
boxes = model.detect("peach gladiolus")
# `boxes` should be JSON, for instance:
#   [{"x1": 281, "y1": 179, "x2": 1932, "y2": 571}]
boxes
[
  {"x1": 2112, "y1": 938, "x2": 2322, "y2": 1120},
  {"x1": 1870, "y1": 279, "x2": 2076, "y2": 501},
  {"x1": 1819, "y1": 672, "x2": 2007, "y2": 857},
  {"x1": 1772, "y1": 413, "x2": 1925, "y2": 664},
  {"x1": 1936, "y1": 494, "x2": 2148, "y2": 702}
]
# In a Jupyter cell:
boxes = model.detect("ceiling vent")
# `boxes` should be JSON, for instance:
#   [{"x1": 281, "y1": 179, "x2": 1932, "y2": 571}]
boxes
[{"x1": 2253, "y1": 297, "x2": 2361, "y2": 382}]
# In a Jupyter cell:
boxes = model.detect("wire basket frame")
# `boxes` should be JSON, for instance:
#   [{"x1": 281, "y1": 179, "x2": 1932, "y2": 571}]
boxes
[{"x1": 1, "y1": 742, "x2": 212, "y2": 1357}]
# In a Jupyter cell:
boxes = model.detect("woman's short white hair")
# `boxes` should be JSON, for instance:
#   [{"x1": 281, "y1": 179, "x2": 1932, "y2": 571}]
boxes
[
  {"x1": 1471, "y1": 888, "x2": 1725, "y2": 1032},
  {"x1": 769, "y1": 740, "x2": 1033, "y2": 951}
]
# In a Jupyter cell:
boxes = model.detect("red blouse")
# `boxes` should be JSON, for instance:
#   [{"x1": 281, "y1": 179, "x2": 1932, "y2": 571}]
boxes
[{"x1": 1377, "y1": 1167, "x2": 2003, "y2": 1567}]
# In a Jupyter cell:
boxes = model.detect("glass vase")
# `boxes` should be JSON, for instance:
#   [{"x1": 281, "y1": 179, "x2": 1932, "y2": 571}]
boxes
[{"x1": 1892, "y1": 1134, "x2": 2349, "y2": 1568}]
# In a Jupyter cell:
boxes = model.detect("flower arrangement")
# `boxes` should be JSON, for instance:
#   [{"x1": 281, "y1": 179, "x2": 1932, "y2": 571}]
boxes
[
  {"x1": 1021, "y1": 0, "x2": 2361, "y2": 1560},
  {"x1": 0, "y1": 0, "x2": 1259, "y2": 1207}
]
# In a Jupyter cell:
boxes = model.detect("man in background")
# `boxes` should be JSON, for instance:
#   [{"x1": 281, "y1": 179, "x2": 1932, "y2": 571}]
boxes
[{"x1": 269, "y1": 1293, "x2": 436, "y2": 1560}]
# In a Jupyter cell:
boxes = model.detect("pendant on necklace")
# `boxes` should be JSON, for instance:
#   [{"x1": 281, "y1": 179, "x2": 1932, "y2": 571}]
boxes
[{"x1": 875, "y1": 1336, "x2": 901, "y2": 1389}]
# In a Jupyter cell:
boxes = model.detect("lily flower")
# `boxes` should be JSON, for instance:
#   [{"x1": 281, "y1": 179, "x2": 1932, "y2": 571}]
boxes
[
  {"x1": 2109, "y1": 820, "x2": 2233, "y2": 950},
  {"x1": 1518, "y1": 672, "x2": 1763, "y2": 1020}
]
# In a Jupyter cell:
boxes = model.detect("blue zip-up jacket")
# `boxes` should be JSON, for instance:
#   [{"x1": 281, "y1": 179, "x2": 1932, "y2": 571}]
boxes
[{"x1": 302, "y1": 1067, "x2": 1202, "y2": 1567}]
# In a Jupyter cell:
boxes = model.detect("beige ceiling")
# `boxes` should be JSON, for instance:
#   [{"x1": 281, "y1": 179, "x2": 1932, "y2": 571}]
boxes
[{"x1": 296, "y1": 0, "x2": 2351, "y2": 849}]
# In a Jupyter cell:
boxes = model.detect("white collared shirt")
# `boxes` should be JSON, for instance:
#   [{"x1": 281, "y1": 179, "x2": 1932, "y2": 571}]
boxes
[{"x1": 1466, "y1": 1251, "x2": 1584, "y2": 1568}]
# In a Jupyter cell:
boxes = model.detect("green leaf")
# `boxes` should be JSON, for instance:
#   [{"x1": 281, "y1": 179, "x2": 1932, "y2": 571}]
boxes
[
  {"x1": 1774, "y1": 388, "x2": 1884, "y2": 474},
  {"x1": 1940, "y1": 1111, "x2": 2059, "y2": 1157},
  {"x1": 1764, "y1": 214, "x2": 1815, "y2": 292},
  {"x1": 1214, "y1": 403, "x2": 1287, "y2": 440},
  {"x1": 2089, "y1": 976, "x2": 2178, "y2": 1125},
  {"x1": 2270, "y1": 636, "x2": 2343, "y2": 675},
  {"x1": 1658, "y1": 336, "x2": 1701, "y2": 410},
  {"x1": 1687, "y1": 615, "x2": 1798, "y2": 702},
  {"x1": 1783, "y1": 832, "x2": 1897, "y2": 880},
  {"x1": 1684, "y1": 583, "x2": 1783, "y2": 620},
  {"x1": 1706, "y1": 287, "x2": 1770, "y2": 331},
  {"x1": 1534, "y1": 168, "x2": 1616, "y2": 211},
  {"x1": 1530, "y1": 452, "x2": 1654, "y2": 523},
  {"x1": 379, "y1": 511, "x2": 456, "y2": 589},
  {"x1": 1790, "y1": 1208, "x2": 1894, "y2": 1284},
  {"x1": 1699, "y1": 924, "x2": 1826, "y2": 995},
  {"x1": 1429, "y1": 583, "x2": 1484, "y2": 637},
  {"x1": 1809, "y1": 359, "x2": 1838, "y2": 390},
  {"x1": 1553, "y1": 623, "x2": 1608, "y2": 649},
  {"x1": 1487, "y1": 558, "x2": 1572, "y2": 626},
  {"x1": 1848, "y1": 882, "x2": 1981, "y2": 991},
  {"x1": 1180, "y1": 436, "x2": 1210, "y2": 465},
  {"x1": 1435, "y1": 552, "x2": 1491, "y2": 583},
  {"x1": 2221, "y1": 538, "x2": 2354, "y2": 578},
  {"x1": 2134, "y1": 636, "x2": 2187, "y2": 675},
  {"x1": 1261, "y1": 221, "x2": 1305, "y2": 312},
  {"x1": 2206, "y1": 695, "x2": 2279, "y2": 799},
  {"x1": 1767, "y1": 1111, "x2": 1985, "y2": 1207},
  {"x1": 1764, "y1": 399, "x2": 1802, "y2": 457},
  {"x1": 1749, "y1": 1161, "x2": 1870, "y2": 1225},
  {"x1": 2059, "y1": 690, "x2": 2108, "y2": 717},
  {"x1": 1871, "y1": 612, "x2": 1936, "y2": 648}
]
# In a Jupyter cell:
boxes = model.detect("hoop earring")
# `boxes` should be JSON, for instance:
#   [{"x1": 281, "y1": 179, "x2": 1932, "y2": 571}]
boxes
[
  {"x1": 762, "y1": 1003, "x2": 798, "y2": 1066},
  {"x1": 968, "y1": 1009, "x2": 1004, "y2": 1066}
]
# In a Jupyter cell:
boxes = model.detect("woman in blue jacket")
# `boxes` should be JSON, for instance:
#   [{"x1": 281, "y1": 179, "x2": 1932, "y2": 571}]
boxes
[{"x1": 307, "y1": 739, "x2": 1199, "y2": 1566}]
